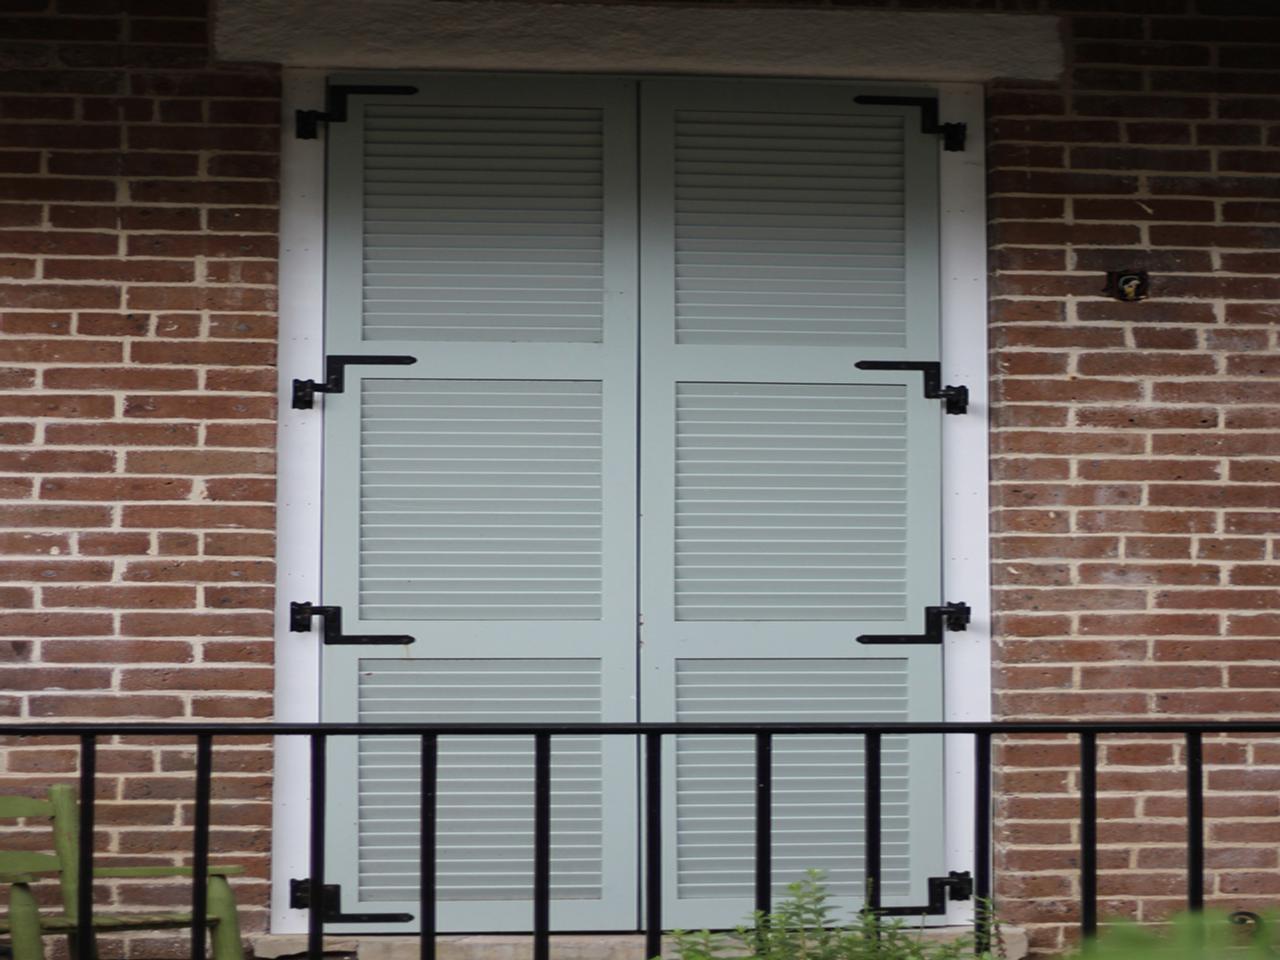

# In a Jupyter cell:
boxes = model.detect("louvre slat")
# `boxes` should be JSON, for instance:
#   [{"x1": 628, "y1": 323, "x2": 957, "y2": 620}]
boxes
[
  {"x1": 673, "y1": 108, "x2": 906, "y2": 348},
  {"x1": 359, "y1": 380, "x2": 603, "y2": 621},
  {"x1": 361, "y1": 103, "x2": 605, "y2": 342},
  {"x1": 356, "y1": 659, "x2": 604, "y2": 903},
  {"x1": 674, "y1": 659, "x2": 914, "y2": 899}
]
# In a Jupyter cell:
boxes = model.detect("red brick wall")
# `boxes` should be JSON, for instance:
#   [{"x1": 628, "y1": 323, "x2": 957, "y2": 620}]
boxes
[
  {"x1": 988, "y1": 0, "x2": 1280, "y2": 953},
  {"x1": 0, "y1": 0, "x2": 278, "y2": 948}
]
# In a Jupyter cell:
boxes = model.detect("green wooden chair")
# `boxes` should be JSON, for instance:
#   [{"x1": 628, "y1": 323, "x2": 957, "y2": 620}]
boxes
[{"x1": 0, "y1": 785, "x2": 245, "y2": 960}]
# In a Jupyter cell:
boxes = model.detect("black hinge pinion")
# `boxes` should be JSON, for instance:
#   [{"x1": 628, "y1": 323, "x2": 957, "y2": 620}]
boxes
[
  {"x1": 296, "y1": 84, "x2": 419, "y2": 139},
  {"x1": 289, "y1": 879, "x2": 414, "y2": 924},
  {"x1": 854, "y1": 360, "x2": 969, "y2": 415},
  {"x1": 853, "y1": 95, "x2": 967, "y2": 152},
  {"x1": 292, "y1": 355, "x2": 417, "y2": 409},
  {"x1": 856, "y1": 602, "x2": 971, "y2": 646},
  {"x1": 290, "y1": 602, "x2": 416, "y2": 646},
  {"x1": 878, "y1": 871, "x2": 974, "y2": 917}
]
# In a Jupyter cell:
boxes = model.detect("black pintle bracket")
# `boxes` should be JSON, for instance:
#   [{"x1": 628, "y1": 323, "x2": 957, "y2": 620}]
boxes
[
  {"x1": 856, "y1": 603, "x2": 971, "y2": 646},
  {"x1": 292, "y1": 354, "x2": 417, "y2": 409},
  {"x1": 296, "y1": 84, "x2": 419, "y2": 139},
  {"x1": 853, "y1": 95, "x2": 967, "y2": 152},
  {"x1": 855, "y1": 360, "x2": 969, "y2": 415},
  {"x1": 290, "y1": 602, "x2": 416, "y2": 647},
  {"x1": 878, "y1": 871, "x2": 974, "y2": 917},
  {"x1": 289, "y1": 879, "x2": 414, "y2": 924}
]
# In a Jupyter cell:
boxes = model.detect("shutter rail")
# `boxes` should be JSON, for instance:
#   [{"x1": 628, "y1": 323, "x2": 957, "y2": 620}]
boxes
[{"x1": 25, "y1": 718, "x2": 1263, "y2": 960}]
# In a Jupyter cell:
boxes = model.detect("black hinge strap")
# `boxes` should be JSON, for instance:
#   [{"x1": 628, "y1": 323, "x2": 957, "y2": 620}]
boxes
[
  {"x1": 290, "y1": 879, "x2": 414, "y2": 923},
  {"x1": 854, "y1": 360, "x2": 969, "y2": 415},
  {"x1": 296, "y1": 84, "x2": 419, "y2": 139},
  {"x1": 290, "y1": 602, "x2": 416, "y2": 646},
  {"x1": 292, "y1": 355, "x2": 417, "y2": 409},
  {"x1": 853, "y1": 95, "x2": 967, "y2": 152},
  {"x1": 878, "y1": 871, "x2": 974, "y2": 917},
  {"x1": 856, "y1": 603, "x2": 971, "y2": 646}
]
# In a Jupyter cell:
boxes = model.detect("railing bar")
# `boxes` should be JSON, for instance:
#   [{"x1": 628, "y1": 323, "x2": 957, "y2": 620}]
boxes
[
  {"x1": 191, "y1": 734, "x2": 214, "y2": 960},
  {"x1": 973, "y1": 732, "x2": 992, "y2": 956},
  {"x1": 533, "y1": 732, "x2": 552, "y2": 960},
  {"x1": 754, "y1": 732, "x2": 773, "y2": 917},
  {"x1": 1186, "y1": 731, "x2": 1204, "y2": 913},
  {"x1": 864, "y1": 731, "x2": 882, "y2": 916},
  {"x1": 308, "y1": 735, "x2": 326, "y2": 960},
  {"x1": 17, "y1": 721, "x2": 1280, "y2": 735},
  {"x1": 644, "y1": 732, "x2": 663, "y2": 960},
  {"x1": 420, "y1": 734, "x2": 439, "y2": 960},
  {"x1": 76, "y1": 734, "x2": 96, "y2": 960},
  {"x1": 1079, "y1": 731, "x2": 1098, "y2": 941}
]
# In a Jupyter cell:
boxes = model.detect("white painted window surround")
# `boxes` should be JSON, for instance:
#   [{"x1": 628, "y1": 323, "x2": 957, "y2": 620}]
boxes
[{"x1": 272, "y1": 69, "x2": 991, "y2": 934}]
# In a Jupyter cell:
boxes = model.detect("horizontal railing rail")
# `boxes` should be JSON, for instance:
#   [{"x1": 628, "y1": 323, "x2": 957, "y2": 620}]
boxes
[{"x1": 5, "y1": 720, "x2": 1275, "y2": 960}]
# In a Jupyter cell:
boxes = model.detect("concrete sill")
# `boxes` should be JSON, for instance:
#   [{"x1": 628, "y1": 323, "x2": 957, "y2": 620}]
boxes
[{"x1": 252, "y1": 928, "x2": 1028, "y2": 960}]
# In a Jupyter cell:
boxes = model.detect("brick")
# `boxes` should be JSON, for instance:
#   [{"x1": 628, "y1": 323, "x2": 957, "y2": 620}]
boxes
[
  {"x1": 0, "y1": 394, "x2": 113, "y2": 418},
  {"x1": 44, "y1": 422, "x2": 197, "y2": 446},
  {"x1": 43, "y1": 367, "x2": 198, "y2": 390},
  {"x1": 205, "y1": 585, "x2": 272, "y2": 609},
  {"x1": 0, "y1": 450, "x2": 115, "y2": 473},
  {"x1": 0, "y1": 559, "x2": 111, "y2": 581},
  {"x1": 120, "y1": 504, "x2": 273, "y2": 529},
  {"x1": 40, "y1": 639, "x2": 193, "y2": 663},
  {"x1": 0, "y1": 504, "x2": 112, "y2": 527},
  {"x1": 39, "y1": 476, "x2": 191, "y2": 500},
  {"x1": 203, "y1": 532, "x2": 274, "y2": 556},
  {"x1": 0, "y1": 533, "x2": 69, "y2": 555},
  {"x1": 76, "y1": 532, "x2": 151, "y2": 555},
  {"x1": 29, "y1": 694, "x2": 183, "y2": 718},
  {"x1": 130, "y1": 341, "x2": 276, "y2": 366},
  {"x1": 123, "y1": 559, "x2": 273, "y2": 582},
  {"x1": 0, "y1": 613, "x2": 113, "y2": 636},
  {"x1": 43, "y1": 585, "x2": 196, "y2": 608},
  {"x1": 123, "y1": 395, "x2": 275, "y2": 419},
  {"x1": 120, "y1": 612, "x2": 272, "y2": 637}
]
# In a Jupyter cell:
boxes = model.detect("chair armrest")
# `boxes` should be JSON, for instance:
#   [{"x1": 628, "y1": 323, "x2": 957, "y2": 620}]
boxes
[{"x1": 91, "y1": 866, "x2": 245, "y2": 878}]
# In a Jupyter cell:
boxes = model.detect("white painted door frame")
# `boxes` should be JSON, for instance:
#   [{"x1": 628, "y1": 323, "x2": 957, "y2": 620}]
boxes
[{"x1": 271, "y1": 69, "x2": 990, "y2": 934}]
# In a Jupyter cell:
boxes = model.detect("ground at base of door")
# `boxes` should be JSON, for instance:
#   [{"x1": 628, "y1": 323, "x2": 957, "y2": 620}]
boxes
[{"x1": 250, "y1": 928, "x2": 1029, "y2": 960}]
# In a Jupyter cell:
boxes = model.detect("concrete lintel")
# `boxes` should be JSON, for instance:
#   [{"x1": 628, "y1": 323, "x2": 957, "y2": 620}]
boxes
[{"x1": 216, "y1": 1, "x2": 1061, "y2": 82}]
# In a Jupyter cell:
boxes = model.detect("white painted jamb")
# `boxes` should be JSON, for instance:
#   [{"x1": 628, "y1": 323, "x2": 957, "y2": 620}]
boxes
[{"x1": 270, "y1": 70, "x2": 993, "y2": 934}]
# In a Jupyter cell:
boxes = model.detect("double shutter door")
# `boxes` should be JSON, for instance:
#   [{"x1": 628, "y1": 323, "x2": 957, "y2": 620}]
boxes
[{"x1": 317, "y1": 75, "x2": 946, "y2": 933}]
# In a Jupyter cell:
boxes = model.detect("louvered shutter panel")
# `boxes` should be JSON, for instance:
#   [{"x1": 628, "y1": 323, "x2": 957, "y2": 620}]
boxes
[
  {"x1": 320, "y1": 76, "x2": 639, "y2": 933},
  {"x1": 638, "y1": 79, "x2": 945, "y2": 928}
]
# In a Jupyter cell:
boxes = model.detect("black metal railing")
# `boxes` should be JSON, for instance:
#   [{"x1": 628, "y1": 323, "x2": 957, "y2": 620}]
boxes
[{"x1": 9, "y1": 720, "x2": 1279, "y2": 960}]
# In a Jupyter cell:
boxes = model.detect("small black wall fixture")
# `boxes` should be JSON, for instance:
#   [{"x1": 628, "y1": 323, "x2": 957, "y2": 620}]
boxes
[
  {"x1": 296, "y1": 84, "x2": 419, "y2": 139},
  {"x1": 292, "y1": 355, "x2": 417, "y2": 409},
  {"x1": 856, "y1": 602, "x2": 971, "y2": 645},
  {"x1": 855, "y1": 360, "x2": 969, "y2": 415},
  {"x1": 853, "y1": 95, "x2": 967, "y2": 152},
  {"x1": 290, "y1": 602, "x2": 416, "y2": 646}
]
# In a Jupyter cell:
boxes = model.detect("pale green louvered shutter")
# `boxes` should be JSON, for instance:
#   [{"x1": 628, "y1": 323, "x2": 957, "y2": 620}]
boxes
[
  {"x1": 319, "y1": 76, "x2": 639, "y2": 932},
  {"x1": 636, "y1": 79, "x2": 946, "y2": 928}
]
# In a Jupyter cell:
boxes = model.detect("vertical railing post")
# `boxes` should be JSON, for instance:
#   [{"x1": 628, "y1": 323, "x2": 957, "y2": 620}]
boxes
[
  {"x1": 973, "y1": 732, "x2": 992, "y2": 956},
  {"x1": 191, "y1": 734, "x2": 214, "y2": 960},
  {"x1": 754, "y1": 733, "x2": 773, "y2": 918},
  {"x1": 1186, "y1": 731, "x2": 1204, "y2": 913},
  {"x1": 77, "y1": 734, "x2": 97, "y2": 960},
  {"x1": 1079, "y1": 731, "x2": 1097, "y2": 941},
  {"x1": 864, "y1": 732, "x2": 882, "y2": 917},
  {"x1": 420, "y1": 734, "x2": 438, "y2": 960},
  {"x1": 308, "y1": 734, "x2": 327, "y2": 960},
  {"x1": 644, "y1": 733, "x2": 663, "y2": 960},
  {"x1": 533, "y1": 733, "x2": 552, "y2": 960}
]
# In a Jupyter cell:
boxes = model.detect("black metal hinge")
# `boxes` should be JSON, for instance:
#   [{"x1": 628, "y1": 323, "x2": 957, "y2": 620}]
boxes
[
  {"x1": 290, "y1": 879, "x2": 414, "y2": 924},
  {"x1": 857, "y1": 602, "x2": 971, "y2": 646},
  {"x1": 296, "y1": 84, "x2": 419, "y2": 139},
  {"x1": 853, "y1": 95, "x2": 967, "y2": 152},
  {"x1": 290, "y1": 602, "x2": 416, "y2": 646},
  {"x1": 292, "y1": 355, "x2": 417, "y2": 409},
  {"x1": 879, "y1": 871, "x2": 974, "y2": 917},
  {"x1": 855, "y1": 360, "x2": 969, "y2": 415}
]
